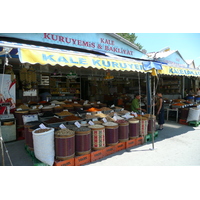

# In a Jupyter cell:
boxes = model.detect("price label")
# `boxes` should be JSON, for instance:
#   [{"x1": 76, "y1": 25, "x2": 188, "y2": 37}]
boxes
[
  {"x1": 32, "y1": 106, "x2": 37, "y2": 109},
  {"x1": 92, "y1": 118, "x2": 98, "y2": 121},
  {"x1": 17, "y1": 108, "x2": 22, "y2": 111},
  {"x1": 97, "y1": 101, "x2": 101, "y2": 104},
  {"x1": 111, "y1": 104, "x2": 115, "y2": 108},
  {"x1": 121, "y1": 108, "x2": 124, "y2": 111},
  {"x1": 64, "y1": 109, "x2": 68, "y2": 111},
  {"x1": 113, "y1": 116, "x2": 117, "y2": 121},
  {"x1": 39, "y1": 123, "x2": 47, "y2": 129},
  {"x1": 69, "y1": 99, "x2": 72, "y2": 102},
  {"x1": 102, "y1": 118, "x2": 107, "y2": 123},
  {"x1": 114, "y1": 113, "x2": 118, "y2": 116},
  {"x1": 110, "y1": 110, "x2": 114, "y2": 113},
  {"x1": 59, "y1": 124, "x2": 66, "y2": 129},
  {"x1": 51, "y1": 103, "x2": 55, "y2": 106},
  {"x1": 74, "y1": 101, "x2": 78, "y2": 104},
  {"x1": 97, "y1": 111, "x2": 102, "y2": 114},
  {"x1": 86, "y1": 112, "x2": 91, "y2": 115},
  {"x1": 38, "y1": 105, "x2": 43, "y2": 109},
  {"x1": 54, "y1": 115, "x2": 59, "y2": 118},
  {"x1": 88, "y1": 120, "x2": 94, "y2": 125},
  {"x1": 74, "y1": 121, "x2": 81, "y2": 128}
]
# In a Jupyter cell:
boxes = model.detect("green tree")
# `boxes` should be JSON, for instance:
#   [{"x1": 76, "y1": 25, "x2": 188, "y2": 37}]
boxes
[{"x1": 116, "y1": 33, "x2": 143, "y2": 50}]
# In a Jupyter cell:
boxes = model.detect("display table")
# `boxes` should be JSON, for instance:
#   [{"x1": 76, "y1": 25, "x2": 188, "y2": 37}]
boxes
[{"x1": 166, "y1": 108, "x2": 178, "y2": 123}]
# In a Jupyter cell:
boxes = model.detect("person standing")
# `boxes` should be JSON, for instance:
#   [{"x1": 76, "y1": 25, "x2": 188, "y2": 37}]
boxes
[
  {"x1": 156, "y1": 92, "x2": 164, "y2": 130},
  {"x1": 131, "y1": 94, "x2": 146, "y2": 113}
]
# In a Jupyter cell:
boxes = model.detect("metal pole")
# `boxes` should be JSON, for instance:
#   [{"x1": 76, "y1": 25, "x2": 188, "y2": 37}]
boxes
[{"x1": 0, "y1": 123, "x2": 5, "y2": 166}]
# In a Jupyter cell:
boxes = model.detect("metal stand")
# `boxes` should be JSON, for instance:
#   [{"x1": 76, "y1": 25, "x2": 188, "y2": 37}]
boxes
[{"x1": 0, "y1": 124, "x2": 5, "y2": 166}]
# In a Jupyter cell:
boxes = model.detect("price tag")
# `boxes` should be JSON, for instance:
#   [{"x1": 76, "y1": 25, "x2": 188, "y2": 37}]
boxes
[
  {"x1": 86, "y1": 112, "x2": 91, "y2": 115},
  {"x1": 97, "y1": 101, "x2": 101, "y2": 104},
  {"x1": 114, "y1": 113, "x2": 118, "y2": 116},
  {"x1": 102, "y1": 118, "x2": 107, "y2": 123},
  {"x1": 54, "y1": 115, "x2": 59, "y2": 118},
  {"x1": 74, "y1": 121, "x2": 81, "y2": 128},
  {"x1": 142, "y1": 112, "x2": 144, "y2": 115},
  {"x1": 88, "y1": 120, "x2": 94, "y2": 125},
  {"x1": 17, "y1": 108, "x2": 22, "y2": 111},
  {"x1": 110, "y1": 110, "x2": 114, "y2": 113},
  {"x1": 113, "y1": 116, "x2": 117, "y2": 121},
  {"x1": 111, "y1": 104, "x2": 115, "y2": 108},
  {"x1": 97, "y1": 111, "x2": 102, "y2": 114},
  {"x1": 121, "y1": 108, "x2": 124, "y2": 111},
  {"x1": 59, "y1": 124, "x2": 66, "y2": 129},
  {"x1": 32, "y1": 106, "x2": 37, "y2": 109},
  {"x1": 39, "y1": 123, "x2": 47, "y2": 129},
  {"x1": 51, "y1": 103, "x2": 55, "y2": 106},
  {"x1": 38, "y1": 105, "x2": 43, "y2": 109},
  {"x1": 92, "y1": 118, "x2": 98, "y2": 121},
  {"x1": 64, "y1": 109, "x2": 68, "y2": 111},
  {"x1": 74, "y1": 101, "x2": 78, "y2": 104},
  {"x1": 69, "y1": 99, "x2": 72, "y2": 102}
]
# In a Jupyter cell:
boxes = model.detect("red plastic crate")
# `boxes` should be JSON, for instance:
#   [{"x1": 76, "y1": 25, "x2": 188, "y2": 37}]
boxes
[
  {"x1": 125, "y1": 138, "x2": 137, "y2": 149},
  {"x1": 54, "y1": 158, "x2": 75, "y2": 166},
  {"x1": 91, "y1": 149, "x2": 105, "y2": 162},
  {"x1": 136, "y1": 136, "x2": 144, "y2": 145},
  {"x1": 115, "y1": 142, "x2": 126, "y2": 152},
  {"x1": 75, "y1": 154, "x2": 91, "y2": 166},
  {"x1": 103, "y1": 145, "x2": 117, "y2": 157},
  {"x1": 179, "y1": 119, "x2": 188, "y2": 125}
]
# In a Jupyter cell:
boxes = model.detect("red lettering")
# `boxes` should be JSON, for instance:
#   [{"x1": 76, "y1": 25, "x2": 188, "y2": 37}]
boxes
[
  {"x1": 65, "y1": 37, "x2": 71, "y2": 44},
  {"x1": 77, "y1": 40, "x2": 82, "y2": 45},
  {"x1": 83, "y1": 41, "x2": 89, "y2": 47},
  {"x1": 51, "y1": 34, "x2": 58, "y2": 41},
  {"x1": 59, "y1": 36, "x2": 65, "y2": 42},
  {"x1": 100, "y1": 38, "x2": 105, "y2": 43},
  {"x1": 72, "y1": 38, "x2": 77, "y2": 44},
  {"x1": 91, "y1": 42, "x2": 95, "y2": 48},
  {"x1": 44, "y1": 33, "x2": 51, "y2": 39}
]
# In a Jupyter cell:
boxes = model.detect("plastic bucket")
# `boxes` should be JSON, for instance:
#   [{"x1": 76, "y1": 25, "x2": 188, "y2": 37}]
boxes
[{"x1": 88, "y1": 125, "x2": 106, "y2": 150}]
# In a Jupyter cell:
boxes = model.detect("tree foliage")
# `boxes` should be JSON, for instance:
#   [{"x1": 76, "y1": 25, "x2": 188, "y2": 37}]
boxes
[{"x1": 116, "y1": 33, "x2": 143, "y2": 50}]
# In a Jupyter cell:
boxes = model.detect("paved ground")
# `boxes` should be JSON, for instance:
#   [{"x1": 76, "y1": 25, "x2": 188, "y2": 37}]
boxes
[{"x1": 1, "y1": 120, "x2": 200, "y2": 166}]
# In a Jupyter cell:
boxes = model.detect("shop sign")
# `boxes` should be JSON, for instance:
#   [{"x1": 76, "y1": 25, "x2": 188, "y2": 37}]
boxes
[
  {"x1": 157, "y1": 51, "x2": 188, "y2": 68},
  {"x1": 0, "y1": 33, "x2": 145, "y2": 59},
  {"x1": 18, "y1": 48, "x2": 144, "y2": 72}
]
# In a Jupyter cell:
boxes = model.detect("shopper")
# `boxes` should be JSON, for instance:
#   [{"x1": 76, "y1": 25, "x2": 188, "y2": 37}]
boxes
[
  {"x1": 156, "y1": 92, "x2": 164, "y2": 130},
  {"x1": 131, "y1": 94, "x2": 146, "y2": 113},
  {"x1": 196, "y1": 88, "x2": 200, "y2": 96}
]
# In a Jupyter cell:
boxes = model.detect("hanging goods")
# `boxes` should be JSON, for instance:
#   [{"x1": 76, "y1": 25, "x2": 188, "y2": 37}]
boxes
[
  {"x1": 103, "y1": 122, "x2": 119, "y2": 146},
  {"x1": 117, "y1": 120, "x2": 129, "y2": 142},
  {"x1": 55, "y1": 129, "x2": 75, "y2": 160},
  {"x1": 89, "y1": 125, "x2": 106, "y2": 150},
  {"x1": 75, "y1": 127, "x2": 91, "y2": 156},
  {"x1": 32, "y1": 127, "x2": 55, "y2": 166},
  {"x1": 128, "y1": 118, "x2": 140, "y2": 139}
]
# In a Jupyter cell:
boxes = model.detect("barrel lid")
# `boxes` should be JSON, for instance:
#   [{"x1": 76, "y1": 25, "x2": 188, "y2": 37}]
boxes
[
  {"x1": 88, "y1": 125, "x2": 104, "y2": 129},
  {"x1": 135, "y1": 116, "x2": 148, "y2": 120},
  {"x1": 102, "y1": 122, "x2": 118, "y2": 126},
  {"x1": 128, "y1": 119, "x2": 139, "y2": 123}
]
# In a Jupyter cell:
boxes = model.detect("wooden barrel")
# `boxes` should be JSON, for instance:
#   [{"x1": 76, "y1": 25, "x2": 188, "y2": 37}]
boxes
[
  {"x1": 55, "y1": 129, "x2": 75, "y2": 160},
  {"x1": 118, "y1": 121, "x2": 129, "y2": 142},
  {"x1": 143, "y1": 114, "x2": 156, "y2": 134},
  {"x1": 14, "y1": 110, "x2": 29, "y2": 126},
  {"x1": 75, "y1": 128, "x2": 91, "y2": 156},
  {"x1": 88, "y1": 125, "x2": 106, "y2": 150},
  {"x1": 24, "y1": 121, "x2": 41, "y2": 149},
  {"x1": 135, "y1": 117, "x2": 148, "y2": 136},
  {"x1": 128, "y1": 119, "x2": 140, "y2": 139},
  {"x1": 103, "y1": 122, "x2": 119, "y2": 146}
]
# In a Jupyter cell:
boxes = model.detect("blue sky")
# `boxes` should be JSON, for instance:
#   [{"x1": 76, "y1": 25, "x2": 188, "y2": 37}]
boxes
[{"x1": 135, "y1": 33, "x2": 200, "y2": 67}]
